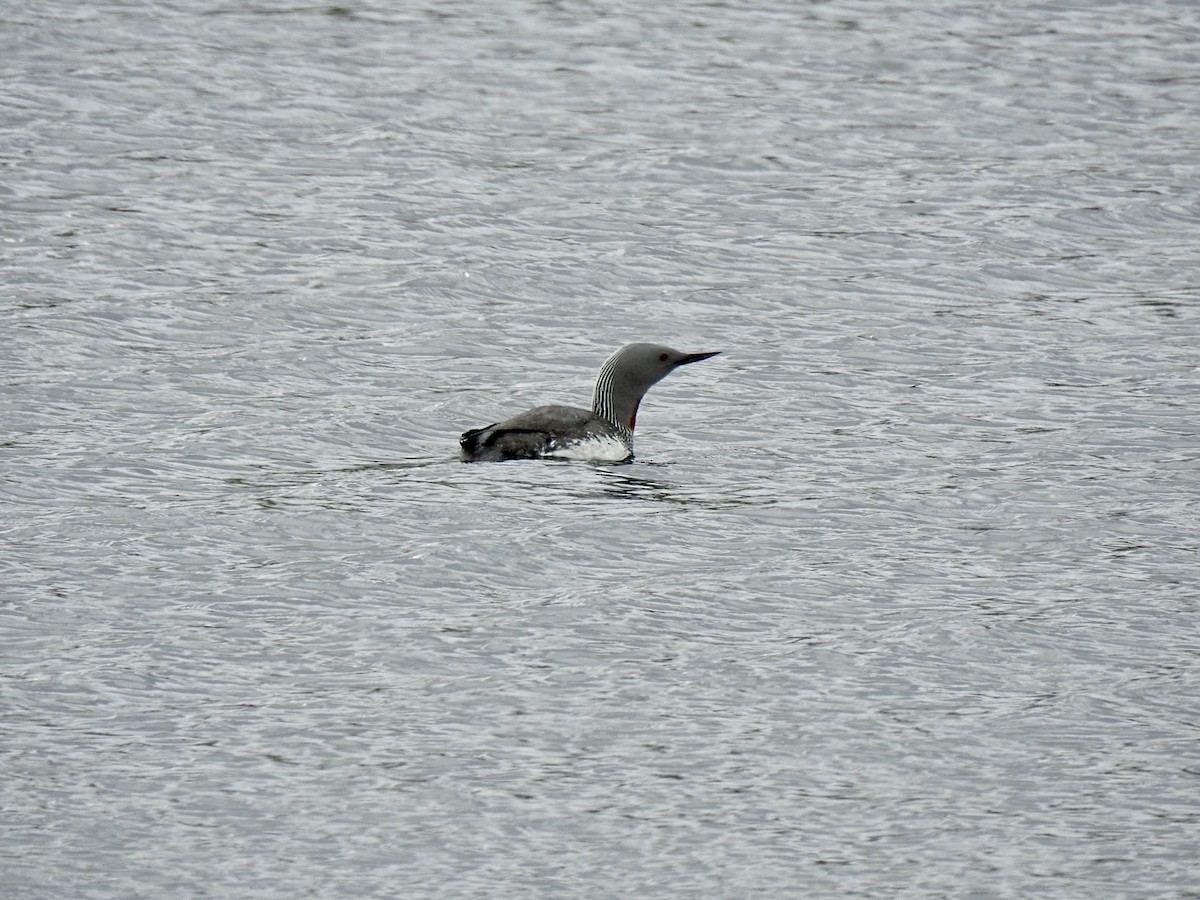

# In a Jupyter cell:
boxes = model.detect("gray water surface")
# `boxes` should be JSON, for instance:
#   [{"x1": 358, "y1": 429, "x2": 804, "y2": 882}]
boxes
[{"x1": 3, "y1": 2, "x2": 1199, "y2": 897}]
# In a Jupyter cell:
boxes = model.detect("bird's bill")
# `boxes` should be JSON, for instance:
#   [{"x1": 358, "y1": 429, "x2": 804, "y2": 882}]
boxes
[{"x1": 676, "y1": 350, "x2": 721, "y2": 366}]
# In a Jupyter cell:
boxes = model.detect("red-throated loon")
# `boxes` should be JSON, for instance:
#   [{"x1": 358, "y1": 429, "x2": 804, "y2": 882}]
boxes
[{"x1": 460, "y1": 343, "x2": 720, "y2": 462}]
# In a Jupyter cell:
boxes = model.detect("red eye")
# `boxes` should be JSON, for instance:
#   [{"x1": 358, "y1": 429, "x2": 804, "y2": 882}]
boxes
[{"x1": 659, "y1": 353, "x2": 669, "y2": 361}]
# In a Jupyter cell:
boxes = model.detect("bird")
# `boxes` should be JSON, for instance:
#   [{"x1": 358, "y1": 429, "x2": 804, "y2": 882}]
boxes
[{"x1": 459, "y1": 343, "x2": 720, "y2": 462}]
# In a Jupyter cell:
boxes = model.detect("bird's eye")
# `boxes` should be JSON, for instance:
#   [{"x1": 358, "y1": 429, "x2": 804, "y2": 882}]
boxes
[{"x1": 659, "y1": 353, "x2": 669, "y2": 361}]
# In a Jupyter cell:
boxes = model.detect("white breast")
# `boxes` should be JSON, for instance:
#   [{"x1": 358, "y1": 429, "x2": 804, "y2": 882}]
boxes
[{"x1": 545, "y1": 433, "x2": 632, "y2": 462}]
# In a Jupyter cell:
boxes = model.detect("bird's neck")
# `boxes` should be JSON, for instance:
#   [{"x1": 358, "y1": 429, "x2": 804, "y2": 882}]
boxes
[{"x1": 591, "y1": 358, "x2": 638, "y2": 436}]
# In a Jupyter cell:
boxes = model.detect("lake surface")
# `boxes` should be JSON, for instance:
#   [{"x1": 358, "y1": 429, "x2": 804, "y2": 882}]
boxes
[{"x1": 3, "y1": 1, "x2": 1198, "y2": 896}]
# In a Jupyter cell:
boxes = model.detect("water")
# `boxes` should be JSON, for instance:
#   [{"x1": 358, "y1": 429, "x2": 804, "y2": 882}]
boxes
[{"x1": 3, "y1": 1, "x2": 1198, "y2": 896}]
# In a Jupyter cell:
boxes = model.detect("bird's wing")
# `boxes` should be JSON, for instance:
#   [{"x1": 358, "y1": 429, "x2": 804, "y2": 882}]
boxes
[{"x1": 460, "y1": 405, "x2": 597, "y2": 460}]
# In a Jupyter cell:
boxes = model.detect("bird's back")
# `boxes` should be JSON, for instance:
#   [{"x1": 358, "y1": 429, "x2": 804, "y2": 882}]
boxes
[{"x1": 460, "y1": 405, "x2": 629, "y2": 462}]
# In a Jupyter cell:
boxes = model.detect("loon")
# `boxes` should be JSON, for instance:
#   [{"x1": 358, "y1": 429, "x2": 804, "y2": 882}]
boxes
[{"x1": 459, "y1": 343, "x2": 720, "y2": 462}]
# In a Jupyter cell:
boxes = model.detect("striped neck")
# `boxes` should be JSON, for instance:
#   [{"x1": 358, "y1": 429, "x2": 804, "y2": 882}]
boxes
[{"x1": 591, "y1": 352, "x2": 637, "y2": 438}]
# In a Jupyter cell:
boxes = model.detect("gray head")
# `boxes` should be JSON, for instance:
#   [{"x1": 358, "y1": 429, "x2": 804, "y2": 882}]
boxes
[{"x1": 592, "y1": 343, "x2": 720, "y2": 432}]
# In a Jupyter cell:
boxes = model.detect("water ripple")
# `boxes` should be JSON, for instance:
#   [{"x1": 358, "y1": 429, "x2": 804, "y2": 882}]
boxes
[{"x1": 3, "y1": 1, "x2": 1199, "y2": 896}]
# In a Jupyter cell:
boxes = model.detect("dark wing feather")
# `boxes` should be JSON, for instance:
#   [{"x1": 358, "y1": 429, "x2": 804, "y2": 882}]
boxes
[{"x1": 460, "y1": 405, "x2": 603, "y2": 461}]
